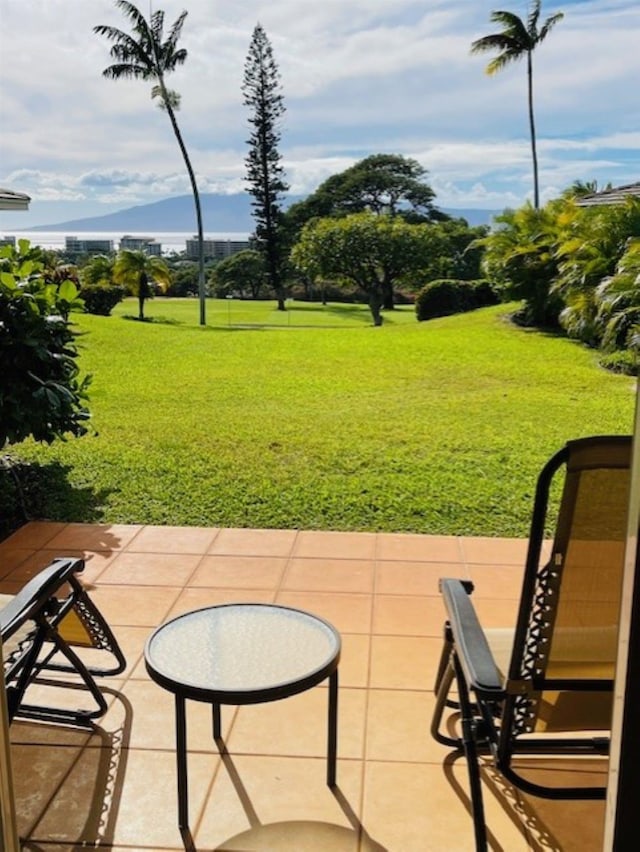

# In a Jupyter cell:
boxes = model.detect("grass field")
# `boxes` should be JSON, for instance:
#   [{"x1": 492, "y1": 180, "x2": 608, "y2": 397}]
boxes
[{"x1": 6, "y1": 297, "x2": 636, "y2": 537}]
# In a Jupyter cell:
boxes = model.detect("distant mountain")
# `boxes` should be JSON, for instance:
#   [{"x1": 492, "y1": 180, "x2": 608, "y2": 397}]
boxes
[{"x1": 24, "y1": 193, "x2": 500, "y2": 232}]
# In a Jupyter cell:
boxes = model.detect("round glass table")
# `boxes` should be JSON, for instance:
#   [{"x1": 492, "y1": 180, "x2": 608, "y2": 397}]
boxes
[{"x1": 144, "y1": 603, "x2": 341, "y2": 833}]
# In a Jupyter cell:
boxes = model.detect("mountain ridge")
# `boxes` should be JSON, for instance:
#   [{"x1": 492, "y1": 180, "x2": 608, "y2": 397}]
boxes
[{"x1": 20, "y1": 193, "x2": 499, "y2": 232}]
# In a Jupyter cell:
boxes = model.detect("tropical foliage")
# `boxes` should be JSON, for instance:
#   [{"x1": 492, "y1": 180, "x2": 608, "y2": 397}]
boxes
[
  {"x1": 477, "y1": 194, "x2": 640, "y2": 370},
  {"x1": 0, "y1": 240, "x2": 91, "y2": 447},
  {"x1": 113, "y1": 249, "x2": 171, "y2": 319},
  {"x1": 471, "y1": 0, "x2": 564, "y2": 208},
  {"x1": 94, "y1": 0, "x2": 207, "y2": 324}
]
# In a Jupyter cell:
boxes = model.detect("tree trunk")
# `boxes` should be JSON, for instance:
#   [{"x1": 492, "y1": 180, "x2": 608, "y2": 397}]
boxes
[
  {"x1": 382, "y1": 271, "x2": 395, "y2": 310},
  {"x1": 161, "y1": 79, "x2": 206, "y2": 326},
  {"x1": 369, "y1": 290, "x2": 384, "y2": 326},
  {"x1": 527, "y1": 51, "x2": 539, "y2": 210}
]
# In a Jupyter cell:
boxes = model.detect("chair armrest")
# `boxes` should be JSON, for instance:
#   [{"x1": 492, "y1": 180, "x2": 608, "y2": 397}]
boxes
[
  {"x1": 440, "y1": 578, "x2": 504, "y2": 700},
  {"x1": 0, "y1": 558, "x2": 84, "y2": 640}
]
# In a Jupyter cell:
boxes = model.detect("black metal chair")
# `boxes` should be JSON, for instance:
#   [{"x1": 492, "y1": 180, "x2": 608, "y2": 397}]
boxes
[
  {"x1": 431, "y1": 435, "x2": 632, "y2": 851},
  {"x1": 1, "y1": 557, "x2": 125, "y2": 725}
]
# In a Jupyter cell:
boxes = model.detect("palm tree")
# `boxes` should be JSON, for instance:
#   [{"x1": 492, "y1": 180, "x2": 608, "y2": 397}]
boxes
[
  {"x1": 471, "y1": 0, "x2": 564, "y2": 209},
  {"x1": 94, "y1": 1, "x2": 206, "y2": 325},
  {"x1": 113, "y1": 249, "x2": 171, "y2": 320}
]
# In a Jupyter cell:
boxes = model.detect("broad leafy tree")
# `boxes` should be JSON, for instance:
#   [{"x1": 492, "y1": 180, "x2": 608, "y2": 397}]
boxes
[
  {"x1": 291, "y1": 213, "x2": 436, "y2": 326},
  {"x1": 94, "y1": 1, "x2": 207, "y2": 325},
  {"x1": 284, "y1": 154, "x2": 442, "y2": 245},
  {"x1": 243, "y1": 23, "x2": 289, "y2": 311},
  {"x1": 113, "y1": 249, "x2": 171, "y2": 320},
  {"x1": 211, "y1": 250, "x2": 266, "y2": 299},
  {"x1": 471, "y1": 0, "x2": 564, "y2": 208}
]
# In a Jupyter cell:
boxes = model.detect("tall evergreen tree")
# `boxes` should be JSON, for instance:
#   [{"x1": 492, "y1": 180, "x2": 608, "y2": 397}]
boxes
[
  {"x1": 94, "y1": 1, "x2": 207, "y2": 326},
  {"x1": 242, "y1": 23, "x2": 289, "y2": 311}
]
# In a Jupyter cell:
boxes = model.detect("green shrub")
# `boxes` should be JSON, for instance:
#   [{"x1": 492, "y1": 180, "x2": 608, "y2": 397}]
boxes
[
  {"x1": 598, "y1": 350, "x2": 639, "y2": 376},
  {"x1": 415, "y1": 279, "x2": 498, "y2": 321},
  {"x1": 80, "y1": 283, "x2": 126, "y2": 316},
  {"x1": 0, "y1": 240, "x2": 91, "y2": 447}
]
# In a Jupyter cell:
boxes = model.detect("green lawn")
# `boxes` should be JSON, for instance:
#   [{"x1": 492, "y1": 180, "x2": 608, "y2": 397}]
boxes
[{"x1": 7, "y1": 297, "x2": 636, "y2": 537}]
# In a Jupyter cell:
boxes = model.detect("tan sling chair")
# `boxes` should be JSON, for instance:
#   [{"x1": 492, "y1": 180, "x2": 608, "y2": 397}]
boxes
[
  {"x1": 1, "y1": 557, "x2": 125, "y2": 725},
  {"x1": 431, "y1": 435, "x2": 631, "y2": 851}
]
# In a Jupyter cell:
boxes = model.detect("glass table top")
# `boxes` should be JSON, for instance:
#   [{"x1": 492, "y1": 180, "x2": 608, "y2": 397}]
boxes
[{"x1": 145, "y1": 603, "x2": 341, "y2": 697}]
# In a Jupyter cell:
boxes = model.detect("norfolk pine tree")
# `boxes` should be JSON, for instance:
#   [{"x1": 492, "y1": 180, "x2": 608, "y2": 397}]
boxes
[{"x1": 243, "y1": 24, "x2": 289, "y2": 311}]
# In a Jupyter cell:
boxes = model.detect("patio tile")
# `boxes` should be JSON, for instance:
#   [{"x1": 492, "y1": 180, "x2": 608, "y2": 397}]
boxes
[
  {"x1": 127, "y1": 523, "x2": 219, "y2": 554},
  {"x1": 195, "y1": 755, "x2": 364, "y2": 851},
  {"x1": 376, "y1": 533, "x2": 463, "y2": 563},
  {"x1": 189, "y1": 554, "x2": 287, "y2": 589},
  {"x1": 467, "y1": 562, "x2": 525, "y2": 599},
  {"x1": 98, "y1": 551, "x2": 202, "y2": 586},
  {"x1": 0, "y1": 546, "x2": 35, "y2": 578},
  {"x1": 3, "y1": 523, "x2": 608, "y2": 850},
  {"x1": 101, "y1": 679, "x2": 236, "y2": 751},
  {"x1": 22, "y1": 745, "x2": 218, "y2": 848},
  {"x1": 365, "y1": 690, "x2": 445, "y2": 763},
  {"x1": 471, "y1": 596, "x2": 520, "y2": 628},
  {"x1": 88, "y1": 584, "x2": 182, "y2": 627},
  {"x1": 209, "y1": 527, "x2": 297, "y2": 557},
  {"x1": 293, "y1": 530, "x2": 377, "y2": 560},
  {"x1": 362, "y1": 759, "x2": 531, "y2": 852},
  {"x1": 276, "y1": 591, "x2": 372, "y2": 634},
  {"x1": 369, "y1": 635, "x2": 443, "y2": 690},
  {"x1": 1, "y1": 520, "x2": 66, "y2": 549},
  {"x1": 460, "y1": 535, "x2": 529, "y2": 565},
  {"x1": 339, "y1": 633, "x2": 371, "y2": 689},
  {"x1": 372, "y1": 594, "x2": 445, "y2": 637},
  {"x1": 166, "y1": 587, "x2": 276, "y2": 620},
  {"x1": 375, "y1": 560, "x2": 462, "y2": 596},
  {"x1": 227, "y1": 687, "x2": 366, "y2": 760},
  {"x1": 45, "y1": 522, "x2": 142, "y2": 552},
  {"x1": 283, "y1": 557, "x2": 375, "y2": 593}
]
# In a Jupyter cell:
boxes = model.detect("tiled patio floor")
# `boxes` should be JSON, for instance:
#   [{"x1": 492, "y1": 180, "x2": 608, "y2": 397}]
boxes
[{"x1": 1, "y1": 522, "x2": 606, "y2": 851}]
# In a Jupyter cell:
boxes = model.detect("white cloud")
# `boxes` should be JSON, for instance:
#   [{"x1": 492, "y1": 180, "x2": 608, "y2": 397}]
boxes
[{"x1": 0, "y1": 0, "x2": 637, "y2": 224}]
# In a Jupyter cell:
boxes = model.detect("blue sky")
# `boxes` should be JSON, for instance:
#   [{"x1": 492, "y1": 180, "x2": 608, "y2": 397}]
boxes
[{"x1": 0, "y1": 0, "x2": 638, "y2": 228}]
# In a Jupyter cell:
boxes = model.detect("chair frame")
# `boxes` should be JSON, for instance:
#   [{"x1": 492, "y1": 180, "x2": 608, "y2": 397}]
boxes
[
  {"x1": 1, "y1": 557, "x2": 125, "y2": 725},
  {"x1": 431, "y1": 435, "x2": 631, "y2": 851}
]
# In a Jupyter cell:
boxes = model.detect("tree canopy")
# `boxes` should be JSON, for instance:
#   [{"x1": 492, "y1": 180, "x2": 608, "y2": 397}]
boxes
[
  {"x1": 283, "y1": 154, "x2": 444, "y2": 251},
  {"x1": 291, "y1": 213, "x2": 439, "y2": 325}
]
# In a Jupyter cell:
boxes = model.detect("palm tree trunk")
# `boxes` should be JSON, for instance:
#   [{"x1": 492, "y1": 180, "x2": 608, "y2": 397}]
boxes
[
  {"x1": 527, "y1": 51, "x2": 540, "y2": 210},
  {"x1": 160, "y1": 79, "x2": 206, "y2": 326}
]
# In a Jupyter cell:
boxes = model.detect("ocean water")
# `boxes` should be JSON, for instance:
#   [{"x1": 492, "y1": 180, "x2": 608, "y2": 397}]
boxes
[{"x1": 1, "y1": 231, "x2": 251, "y2": 254}]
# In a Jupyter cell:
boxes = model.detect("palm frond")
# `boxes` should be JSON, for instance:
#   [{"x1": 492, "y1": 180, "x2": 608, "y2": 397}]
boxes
[
  {"x1": 539, "y1": 12, "x2": 565, "y2": 42},
  {"x1": 167, "y1": 11, "x2": 188, "y2": 52},
  {"x1": 527, "y1": 0, "x2": 542, "y2": 35}
]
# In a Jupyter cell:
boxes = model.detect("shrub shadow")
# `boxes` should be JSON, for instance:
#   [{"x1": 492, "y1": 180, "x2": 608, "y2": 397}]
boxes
[{"x1": 0, "y1": 458, "x2": 114, "y2": 541}]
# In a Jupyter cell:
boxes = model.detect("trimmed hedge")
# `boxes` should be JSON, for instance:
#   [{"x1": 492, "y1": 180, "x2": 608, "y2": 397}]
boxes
[
  {"x1": 415, "y1": 278, "x2": 498, "y2": 322},
  {"x1": 81, "y1": 284, "x2": 126, "y2": 316}
]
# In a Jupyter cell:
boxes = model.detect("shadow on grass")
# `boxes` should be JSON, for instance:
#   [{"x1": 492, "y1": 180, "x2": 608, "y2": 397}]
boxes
[
  {"x1": 121, "y1": 314, "x2": 182, "y2": 325},
  {"x1": 0, "y1": 458, "x2": 114, "y2": 541}
]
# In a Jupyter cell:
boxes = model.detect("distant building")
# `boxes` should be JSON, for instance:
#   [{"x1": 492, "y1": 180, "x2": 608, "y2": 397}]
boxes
[
  {"x1": 185, "y1": 237, "x2": 251, "y2": 261},
  {"x1": 65, "y1": 236, "x2": 114, "y2": 255},
  {"x1": 119, "y1": 235, "x2": 161, "y2": 256},
  {"x1": 0, "y1": 235, "x2": 16, "y2": 248}
]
